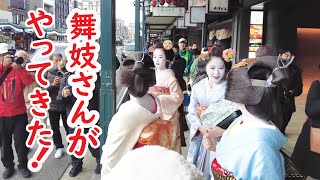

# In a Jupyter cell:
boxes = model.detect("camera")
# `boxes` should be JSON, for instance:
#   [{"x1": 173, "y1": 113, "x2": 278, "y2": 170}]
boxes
[
  {"x1": 9, "y1": 55, "x2": 24, "y2": 65},
  {"x1": 8, "y1": 49, "x2": 24, "y2": 65},
  {"x1": 56, "y1": 71, "x2": 64, "y2": 78}
]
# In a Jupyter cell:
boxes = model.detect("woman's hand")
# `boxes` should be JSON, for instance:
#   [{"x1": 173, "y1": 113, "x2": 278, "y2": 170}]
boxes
[
  {"x1": 202, "y1": 126, "x2": 225, "y2": 152},
  {"x1": 199, "y1": 125, "x2": 207, "y2": 135},
  {"x1": 202, "y1": 132, "x2": 217, "y2": 151},
  {"x1": 207, "y1": 126, "x2": 225, "y2": 138}
]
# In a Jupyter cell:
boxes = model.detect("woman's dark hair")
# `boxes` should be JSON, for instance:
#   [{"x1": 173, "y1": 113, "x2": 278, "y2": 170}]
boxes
[
  {"x1": 209, "y1": 45, "x2": 223, "y2": 57},
  {"x1": 120, "y1": 52, "x2": 155, "y2": 97},
  {"x1": 193, "y1": 47, "x2": 231, "y2": 84},
  {"x1": 154, "y1": 42, "x2": 174, "y2": 62},
  {"x1": 225, "y1": 56, "x2": 289, "y2": 120},
  {"x1": 278, "y1": 48, "x2": 294, "y2": 55}
]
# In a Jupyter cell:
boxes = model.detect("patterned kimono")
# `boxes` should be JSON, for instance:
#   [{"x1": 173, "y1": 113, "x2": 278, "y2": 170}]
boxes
[
  {"x1": 186, "y1": 78, "x2": 227, "y2": 179},
  {"x1": 213, "y1": 116, "x2": 287, "y2": 180},
  {"x1": 148, "y1": 69, "x2": 184, "y2": 153},
  {"x1": 101, "y1": 96, "x2": 161, "y2": 177}
]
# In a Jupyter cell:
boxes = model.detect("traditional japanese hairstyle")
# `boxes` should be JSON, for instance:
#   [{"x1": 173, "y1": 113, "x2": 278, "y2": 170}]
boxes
[
  {"x1": 155, "y1": 42, "x2": 174, "y2": 61},
  {"x1": 120, "y1": 52, "x2": 155, "y2": 97},
  {"x1": 225, "y1": 56, "x2": 289, "y2": 120}
]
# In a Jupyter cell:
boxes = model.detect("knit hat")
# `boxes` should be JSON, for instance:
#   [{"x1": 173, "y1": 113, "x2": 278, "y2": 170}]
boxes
[{"x1": 0, "y1": 43, "x2": 9, "y2": 54}]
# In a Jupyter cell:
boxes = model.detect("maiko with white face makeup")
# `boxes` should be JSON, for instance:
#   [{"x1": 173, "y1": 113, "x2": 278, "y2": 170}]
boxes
[
  {"x1": 153, "y1": 48, "x2": 167, "y2": 71},
  {"x1": 206, "y1": 56, "x2": 226, "y2": 84}
]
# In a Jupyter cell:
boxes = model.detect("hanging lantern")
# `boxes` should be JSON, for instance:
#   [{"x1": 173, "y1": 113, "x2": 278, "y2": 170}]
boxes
[
  {"x1": 173, "y1": 0, "x2": 177, "y2": 5},
  {"x1": 151, "y1": 0, "x2": 157, "y2": 7},
  {"x1": 166, "y1": 0, "x2": 172, "y2": 3},
  {"x1": 159, "y1": 0, "x2": 165, "y2": 6}
]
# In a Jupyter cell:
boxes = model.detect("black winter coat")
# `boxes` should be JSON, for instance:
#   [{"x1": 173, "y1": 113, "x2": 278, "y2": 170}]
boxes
[
  {"x1": 56, "y1": 72, "x2": 100, "y2": 116},
  {"x1": 170, "y1": 56, "x2": 186, "y2": 91},
  {"x1": 45, "y1": 67, "x2": 66, "y2": 112},
  {"x1": 280, "y1": 64, "x2": 303, "y2": 112},
  {"x1": 292, "y1": 80, "x2": 320, "y2": 179}
]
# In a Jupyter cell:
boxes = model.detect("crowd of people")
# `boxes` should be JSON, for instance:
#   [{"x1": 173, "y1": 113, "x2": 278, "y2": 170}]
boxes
[
  {"x1": 0, "y1": 35, "x2": 319, "y2": 180},
  {"x1": 0, "y1": 43, "x2": 101, "y2": 178},
  {"x1": 102, "y1": 38, "x2": 320, "y2": 180}
]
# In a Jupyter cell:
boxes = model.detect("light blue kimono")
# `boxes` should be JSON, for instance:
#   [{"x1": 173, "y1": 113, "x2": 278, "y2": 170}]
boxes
[
  {"x1": 215, "y1": 117, "x2": 287, "y2": 180},
  {"x1": 186, "y1": 78, "x2": 227, "y2": 180}
]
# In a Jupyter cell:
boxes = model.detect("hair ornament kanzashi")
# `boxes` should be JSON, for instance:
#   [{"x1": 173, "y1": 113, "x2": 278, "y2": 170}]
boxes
[
  {"x1": 230, "y1": 61, "x2": 248, "y2": 70},
  {"x1": 135, "y1": 52, "x2": 145, "y2": 65},
  {"x1": 222, "y1": 48, "x2": 236, "y2": 62},
  {"x1": 226, "y1": 61, "x2": 249, "y2": 79},
  {"x1": 163, "y1": 40, "x2": 173, "y2": 50},
  {"x1": 198, "y1": 53, "x2": 210, "y2": 61}
]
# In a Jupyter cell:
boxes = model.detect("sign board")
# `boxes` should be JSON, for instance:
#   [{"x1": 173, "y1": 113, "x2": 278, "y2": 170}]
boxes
[
  {"x1": 0, "y1": 10, "x2": 13, "y2": 23},
  {"x1": 190, "y1": 6, "x2": 206, "y2": 23},
  {"x1": 153, "y1": 7, "x2": 185, "y2": 17},
  {"x1": 184, "y1": 12, "x2": 197, "y2": 27},
  {"x1": 191, "y1": 0, "x2": 206, "y2": 6},
  {"x1": 208, "y1": 0, "x2": 228, "y2": 13},
  {"x1": 177, "y1": 18, "x2": 187, "y2": 29},
  {"x1": 250, "y1": 11, "x2": 264, "y2": 24}
]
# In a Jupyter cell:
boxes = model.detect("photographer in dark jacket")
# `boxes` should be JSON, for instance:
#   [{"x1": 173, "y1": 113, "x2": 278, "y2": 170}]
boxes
[
  {"x1": 166, "y1": 48, "x2": 188, "y2": 146},
  {"x1": 278, "y1": 49, "x2": 303, "y2": 133},
  {"x1": 45, "y1": 53, "x2": 69, "y2": 159},
  {"x1": 57, "y1": 72, "x2": 101, "y2": 177}
]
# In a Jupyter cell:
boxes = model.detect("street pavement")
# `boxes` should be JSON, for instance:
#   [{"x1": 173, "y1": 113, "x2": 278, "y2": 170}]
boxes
[{"x1": 0, "y1": 124, "x2": 70, "y2": 180}]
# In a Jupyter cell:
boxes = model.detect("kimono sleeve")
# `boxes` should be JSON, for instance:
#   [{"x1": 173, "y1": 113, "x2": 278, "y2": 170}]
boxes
[
  {"x1": 244, "y1": 145, "x2": 285, "y2": 180},
  {"x1": 189, "y1": 59, "x2": 198, "y2": 81},
  {"x1": 157, "y1": 77, "x2": 183, "y2": 119},
  {"x1": 186, "y1": 83, "x2": 202, "y2": 135},
  {"x1": 101, "y1": 108, "x2": 149, "y2": 177}
]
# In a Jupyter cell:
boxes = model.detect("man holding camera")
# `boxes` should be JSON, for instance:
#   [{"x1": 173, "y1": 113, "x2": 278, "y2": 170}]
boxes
[
  {"x1": 16, "y1": 50, "x2": 39, "y2": 124},
  {"x1": 45, "y1": 53, "x2": 69, "y2": 159},
  {"x1": 0, "y1": 43, "x2": 34, "y2": 178}
]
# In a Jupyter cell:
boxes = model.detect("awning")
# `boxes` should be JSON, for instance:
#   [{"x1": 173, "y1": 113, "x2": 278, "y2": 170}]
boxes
[
  {"x1": 145, "y1": 16, "x2": 176, "y2": 34},
  {"x1": 0, "y1": 24, "x2": 24, "y2": 33}
]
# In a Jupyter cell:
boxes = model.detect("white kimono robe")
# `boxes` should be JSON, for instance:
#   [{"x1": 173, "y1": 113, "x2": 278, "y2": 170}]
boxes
[
  {"x1": 101, "y1": 97, "x2": 161, "y2": 177},
  {"x1": 186, "y1": 78, "x2": 227, "y2": 179}
]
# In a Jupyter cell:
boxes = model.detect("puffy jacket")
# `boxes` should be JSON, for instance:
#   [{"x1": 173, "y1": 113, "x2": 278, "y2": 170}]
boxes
[
  {"x1": 45, "y1": 67, "x2": 66, "y2": 112},
  {"x1": 57, "y1": 72, "x2": 100, "y2": 116},
  {"x1": 0, "y1": 65, "x2": 34, "y2": 117}
]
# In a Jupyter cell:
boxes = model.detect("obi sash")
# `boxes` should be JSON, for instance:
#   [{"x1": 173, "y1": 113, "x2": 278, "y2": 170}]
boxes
[
  {"x1": 134, "y1": 118, "x2": 172, "y2": 149},
  {"x1": 148, "y1": 86, "x2": 170, "y2": 96},
  {"x1": 192, "y1": 103, "x2": 207, "y2": 141}
]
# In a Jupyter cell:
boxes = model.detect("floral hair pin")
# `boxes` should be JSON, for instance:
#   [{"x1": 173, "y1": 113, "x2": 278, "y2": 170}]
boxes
[
  {"x1": 163, "y1": 40, "x2": 173, "y2": 50},
  {"x1": 223, "y1": 48, "x2": 236, "y2": 62}
]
